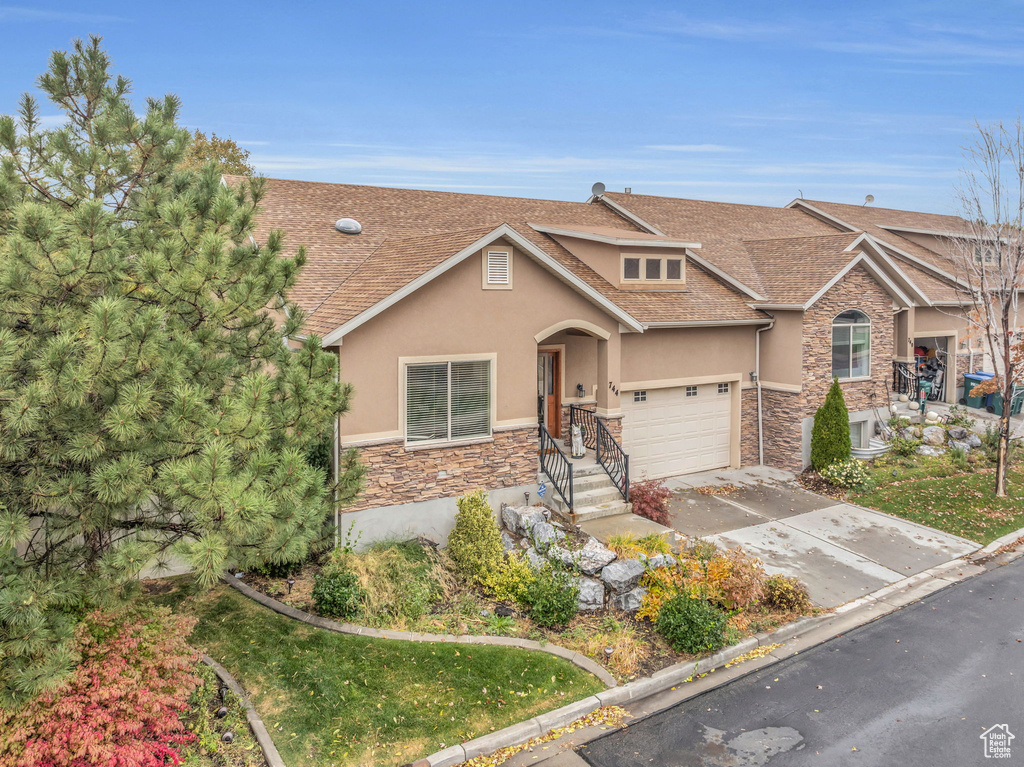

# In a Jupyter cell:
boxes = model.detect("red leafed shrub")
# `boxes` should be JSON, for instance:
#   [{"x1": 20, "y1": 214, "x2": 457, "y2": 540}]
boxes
[
  {"x1": 630, "y1": 477, "x2": 672, "y2": 525},
  {"x1": 0, "y1": 605, "x2": 201, "y2": 767}
]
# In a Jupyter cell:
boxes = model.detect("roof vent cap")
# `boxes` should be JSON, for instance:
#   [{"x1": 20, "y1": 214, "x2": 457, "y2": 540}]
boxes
[{"x1": 335, "y1": 218, "x2": 362, "y2": 235}]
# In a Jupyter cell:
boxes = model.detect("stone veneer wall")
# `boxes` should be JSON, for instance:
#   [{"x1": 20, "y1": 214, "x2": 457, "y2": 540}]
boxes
[
  {"x1": 761, "y1": 265, "x2": 896, "y2": 472},
  {"x1": 740, "y1": 387, "x2": 760, "y2": 466},
  {"x1": 343, "y1": 425, "x2": 538, "y2": 513}
]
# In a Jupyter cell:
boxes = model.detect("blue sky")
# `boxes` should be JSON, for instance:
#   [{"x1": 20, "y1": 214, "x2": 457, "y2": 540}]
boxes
[{"x1": 2, "y1": 1, "x2": 1022, "y2": 212}]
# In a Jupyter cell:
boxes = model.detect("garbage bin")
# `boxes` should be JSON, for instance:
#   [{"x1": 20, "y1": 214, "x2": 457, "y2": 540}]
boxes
[
  {"x1": 962, "y1": 371, "x2": 995, "y2": 408},
  {"x1": 988, "y1": 384, "x2": 1024, "y2": 416}
]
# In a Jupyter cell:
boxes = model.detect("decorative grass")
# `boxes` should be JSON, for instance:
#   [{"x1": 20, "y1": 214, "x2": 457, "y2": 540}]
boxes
[{"x1": 146, "y1": 580, "x2": 603, "y2": 767}]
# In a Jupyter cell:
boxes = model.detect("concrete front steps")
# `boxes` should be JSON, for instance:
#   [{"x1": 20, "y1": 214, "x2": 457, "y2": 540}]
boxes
[{"x1": 542, "y1": 462, "x2": 631, "y2": 522}]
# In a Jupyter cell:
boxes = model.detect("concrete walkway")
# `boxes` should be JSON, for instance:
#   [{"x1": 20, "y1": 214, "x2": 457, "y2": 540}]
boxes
[{"x1": 666, "y1": 467, "x2": 978, "y2": 608}]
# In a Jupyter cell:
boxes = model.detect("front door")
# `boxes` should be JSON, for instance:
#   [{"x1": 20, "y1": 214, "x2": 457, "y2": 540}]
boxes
[{"x1": 537, "y1": 349, "x2": 562, "y2": 438}]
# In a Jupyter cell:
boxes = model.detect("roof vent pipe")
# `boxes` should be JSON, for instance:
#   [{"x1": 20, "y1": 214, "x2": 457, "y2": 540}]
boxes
[
  {"x1": 624, "y1": 187, "x2": 632, "y2": 194},
  {"x1": 335, "y1": 218, "x2": 362, "y2": 234}
]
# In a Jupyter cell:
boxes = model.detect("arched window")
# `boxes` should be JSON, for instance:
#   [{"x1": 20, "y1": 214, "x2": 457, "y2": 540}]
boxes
[{"x1": 832, "y1": 309, "x2": 871, "y2": 379}]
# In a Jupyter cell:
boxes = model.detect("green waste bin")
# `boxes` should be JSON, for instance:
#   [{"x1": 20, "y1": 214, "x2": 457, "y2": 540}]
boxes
[
  {"x1": 963, "y1": 372, "x2": 995, "y2": 409},
  {"x1": 989, "y1": 385, "x2": 1024, "y2": 416}
]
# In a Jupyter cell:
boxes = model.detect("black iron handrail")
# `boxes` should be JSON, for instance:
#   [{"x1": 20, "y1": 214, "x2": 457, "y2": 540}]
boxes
[
  {"x1": 570, "y1": 405, "x2": 629, "y2": 503},
  {"x1": 569, "y1": 404, "x2": 598, "y2": 451},
  {"x1": 596, "y1": 417, "x2": 629, "y2": 503},
  {"x1": 892, "y1": 360, "x2": 919, "y2": 396},
  {"x1": 538, "y1": 423, "x2": 573, "y2": 512}
]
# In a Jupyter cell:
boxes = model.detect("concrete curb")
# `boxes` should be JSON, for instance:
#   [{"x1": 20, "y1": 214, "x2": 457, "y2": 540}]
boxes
[
  {"x1": 409, "y1": 612, "x2": 835, "y2": 767},
  {"x1": 222, "y1": 576, "x2": 618, "y2": 688},
  {"x1": 412, "y1": 535, "x2": 1024, "y2": 767},
  {"x1": 202, "y1": 654, "x2": 286, "y2": 767}
]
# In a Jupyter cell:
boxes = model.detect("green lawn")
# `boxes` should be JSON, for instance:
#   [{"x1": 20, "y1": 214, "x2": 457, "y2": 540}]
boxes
[
  {"x1": 852, "y1": 459, "x2": 1024, "y2": 544},
  {"x1": 147, "y1": 581, "x2": 603, "y2": 767}
]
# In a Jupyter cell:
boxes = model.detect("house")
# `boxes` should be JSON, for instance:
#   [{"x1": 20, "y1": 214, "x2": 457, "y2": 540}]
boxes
[{"x1": 236, "y1": 176, "x2": 981, "y2": 542}]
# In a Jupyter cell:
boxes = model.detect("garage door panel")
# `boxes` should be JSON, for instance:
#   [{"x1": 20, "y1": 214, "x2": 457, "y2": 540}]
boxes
[{"x1": 622, "y1": 383, "x2": 733, "y2": 479}]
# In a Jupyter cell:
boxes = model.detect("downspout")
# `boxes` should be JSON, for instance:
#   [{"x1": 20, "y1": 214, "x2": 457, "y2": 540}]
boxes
[
  {"x1": 755, "y1": 317, "x2": 775, "y2": 466},
  {"x1": 333, "y1": 347, "x2": 341, "y2": 549}
]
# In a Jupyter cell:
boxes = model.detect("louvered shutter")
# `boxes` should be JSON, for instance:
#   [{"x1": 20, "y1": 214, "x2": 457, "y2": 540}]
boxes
[
  {"x1": 406, "y1": 363, "x2": 449, "y2": 442},
  {"x1": 486, "y1": 250, "x2": 510, "y2": 284},
  {"x1": 450, "y1": 360, "x2": 490, "y2": 439}
]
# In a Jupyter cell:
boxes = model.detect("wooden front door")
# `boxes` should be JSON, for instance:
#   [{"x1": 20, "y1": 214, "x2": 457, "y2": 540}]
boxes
[{"x1": 537, "y1": 349, "x2": 562, "y2": 438}]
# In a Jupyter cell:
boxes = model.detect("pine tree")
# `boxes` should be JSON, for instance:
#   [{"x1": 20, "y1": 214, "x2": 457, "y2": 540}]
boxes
[
  {"x1": 810, "y1": 378, "x2": 852, "y2": 471},
  {"x1": 0, "y1": 37, "x2": 362, "y2": 703}
]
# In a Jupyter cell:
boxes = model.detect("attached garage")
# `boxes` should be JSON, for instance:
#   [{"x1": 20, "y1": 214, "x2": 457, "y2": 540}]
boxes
[{"x1": 621, "y1": 382, "x2": 734, "y2": 479}]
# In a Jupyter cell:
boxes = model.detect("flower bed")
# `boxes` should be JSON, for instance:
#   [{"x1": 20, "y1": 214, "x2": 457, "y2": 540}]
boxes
[{"x1": 241, "y1": 494, "x2": 817, "y2": 683}]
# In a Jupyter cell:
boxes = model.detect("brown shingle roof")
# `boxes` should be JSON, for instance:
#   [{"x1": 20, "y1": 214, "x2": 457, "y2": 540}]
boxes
[
  {"x1": 239, "y1": 177, "x2": 769, "y2": 332},
  {"x1": 741, "y1": 233, "x2": 863, "y2": 304},
  {"x1": 601, "y1": 192, "x2": 841, "y2": 295}
]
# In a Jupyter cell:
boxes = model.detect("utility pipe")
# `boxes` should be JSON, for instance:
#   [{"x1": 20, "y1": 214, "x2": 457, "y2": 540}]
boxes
[{"x1": 755, "y1": 317, "x2": 776, "y2": 466}]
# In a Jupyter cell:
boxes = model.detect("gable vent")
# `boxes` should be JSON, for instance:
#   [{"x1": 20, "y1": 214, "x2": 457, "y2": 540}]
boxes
[{"x1": 486, "y1": 250, "x2": 510, "y2": 284}]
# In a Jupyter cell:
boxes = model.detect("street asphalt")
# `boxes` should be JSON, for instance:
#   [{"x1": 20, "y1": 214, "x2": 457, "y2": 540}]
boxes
[{"x1": 579, "y1": 556, "x2": 1024, "y2": 767}]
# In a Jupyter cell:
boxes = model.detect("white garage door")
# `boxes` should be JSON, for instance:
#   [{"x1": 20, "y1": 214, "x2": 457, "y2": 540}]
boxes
[{"x1": 621, "y1": 383, "x2": 733, "y2": 479}]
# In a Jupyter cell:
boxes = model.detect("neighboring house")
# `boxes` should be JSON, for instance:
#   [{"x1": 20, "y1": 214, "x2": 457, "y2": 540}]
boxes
[{"x1": 235, "y1": 176, "x2": 980, "y2": 541}]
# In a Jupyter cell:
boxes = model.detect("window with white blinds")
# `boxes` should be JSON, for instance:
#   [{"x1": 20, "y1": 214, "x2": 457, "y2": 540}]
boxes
[
  {"x1": 486, "y1": 250, "x2": 510, "y2": 285},
  {"x1": 406, "y1": 360, "x2": 491, "y2": 443}
]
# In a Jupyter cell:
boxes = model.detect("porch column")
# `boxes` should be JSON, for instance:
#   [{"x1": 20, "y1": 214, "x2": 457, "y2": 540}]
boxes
[
  {"x1": 894, "y1": 308, "x2": 915, "y2": 361},
  {"x1": 596, "y1": 332, "x2": 621, "y2": 416}
]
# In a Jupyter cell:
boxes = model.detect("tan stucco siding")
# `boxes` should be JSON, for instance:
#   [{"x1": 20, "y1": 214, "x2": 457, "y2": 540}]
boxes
[
  {"x1": 620, "y1": 326, "x2": 755, "y2": 387},
  {"x1": 912, "y1": 306, "x2": 969, "y2": 335},
  {"x1": 549, "y1": 235, "x2": 621, "y2": 286},
  {"x1": 759, "y1": 310, "x2": 803, "y2": 387},
  {"x1": 539, "y1": 330, "x2": 600, "y2": 401},
  {"x1": 336, "y1": 241, "x2": 620, "y2": 439}
]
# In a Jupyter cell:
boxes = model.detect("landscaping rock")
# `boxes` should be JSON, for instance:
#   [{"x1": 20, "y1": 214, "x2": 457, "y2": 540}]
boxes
[
  {"x1": 500, "y1": 505, "x2": 518, "y2": 533},
  {"x1": 644, "y1": 553, "x2": 677, "y2": 569},
  {"x1": 601, "y1": 559, "x2": 646, "y2": 593},
  {"x1": 917, "y1": 445, "x2": 946, "y2": 457},
  {"x1": 922, "y1": 426, "x2": 946, "y2": 446},
  {"x1": 577, "y1": 577, "x2": 605, "y2": 611},
  {"x1": 516, "y1": 508, "x2": 548, "y2": 536},
  {"x1": 900, "y1": 426, "x2": 922, "y2": 439},
  {"x1": 967, "y1": 433, "x2": 983, "y2": 448},
  {"x1": 525, "y1": 547, "x2": 546, "y2": 570},
  {"x1": 576, "y1": 538, "x2": 617, "y2": 576},
  {"x1": 530, "y1": 521, "x2": 565, "y2": 552},
  {"x1": 500, "y1": 531, "x2": 517, "y2": 553},
  {"x1": 611, "y1": 586, "x2": 647, "y2": 612},
  {"x1": 949, "y1": 440, "x2": 972, "y2": 453},
  {"x1": 948, "y1": 426, "x2": 969, "y2": 441}
]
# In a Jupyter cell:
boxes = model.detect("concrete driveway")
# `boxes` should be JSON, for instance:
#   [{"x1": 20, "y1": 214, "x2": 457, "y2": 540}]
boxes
[{"x1": 665, "y1": 467, "x2": 978, "y2": 608}]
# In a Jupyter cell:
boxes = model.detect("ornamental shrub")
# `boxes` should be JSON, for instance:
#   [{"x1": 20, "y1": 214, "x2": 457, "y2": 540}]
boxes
[
  {"x1": 0, "y1": 606, "x2": 201, "y2": 767},
  {"x1": 810, "y1": 378, "x2": 851, "y2": 471},
  {"x1": 656, "y1": 594, "x2": 728, "y2": 654},
  {"x1": 762, "y1": 574, "x2": 813, "y2": 612},
  {"x1": 446, "y1": 490, "x2": 503, "y2": 587},
  {"x1": 820, "y1": 458, "x2": 869, "y2": 489},
  {"x1": 487, "y1": 552, "x2": 536, "y2": 606},
  {"x1": 524, "y1": 565, "x2": 579, "y2": 628},
  {"x1": 888, "y1": 434, "x2": 921, "y2": 457},
  {"x1": 312, "y1": 561, "x2": 365, "y2": 619},
  {"x1": 629, "y1": 478, "x2": 672, "y2": 525}
]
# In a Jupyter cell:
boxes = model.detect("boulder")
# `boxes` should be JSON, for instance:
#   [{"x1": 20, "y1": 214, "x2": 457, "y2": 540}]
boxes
[
  {"x1": 525, "y1": 547, "x2": 546, "y2": 570},
  {"x1": 917, "y1": 445, "x2": 946, "y2": 457},
  {"x1": 601, "y1": 559, "x2": 646, "y2": 593},
  {"x1": 530, "y1": 521, "x2": 565, "y2": 552},
  {"x1": 575, "y1": 538, "x2": 617, "y2": 576},
  {"x1": 922, "y1": 426, "x2": 946, "y2": 446},
  {"x1": 967, "y1": 433, "x2": 983, "y2": 449},
  {"x1": 949, "y1": 440, "x2": 973, "y2": 453},
  {"x1": 610, "y1": 586, "x2": 647, "y2": 612},
  {"x1": 645, "y1": 553, "x2": 677, "y2": 569},
  {"x1": 517, "y1": 508, "x2": 548, "y2": 536},
  {"x1": 909, "y1": 401, "x2": 920, "y2": 411},
  {"x1": 948, "y1": 426, "x2": 969, "y2": 441},
  {"x1": 577, "y1": 577, "x2": 605, "y2": 611},
  {"x1": 500, "y1": 531, "x2": 518, "y2": 553},
  {"x1": 898, "y1": 394, "x2": 909, "y2": 403}
]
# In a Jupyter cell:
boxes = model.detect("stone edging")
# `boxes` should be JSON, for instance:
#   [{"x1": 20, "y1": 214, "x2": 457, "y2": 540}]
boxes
[
  {"x1": 202, "y1": 654, "x2": 286, "y2": 767},
  {"x1": 222, "y1": 576, "x2": 618, "y2": 688}
]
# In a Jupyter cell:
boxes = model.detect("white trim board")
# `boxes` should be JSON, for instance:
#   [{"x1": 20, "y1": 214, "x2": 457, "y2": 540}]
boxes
[
  {"x1": 529, "y1": 222, "x2": 699, "y2": 249},
  {"x1": 683, "y1": 248, "x2": 766, "y2": 301},
  {"x1": 320, "y1": 224, "x2": 644, "y2": 346},
  {"x1": 590, "y1": 195, "x2": 669, "y2": 236}
]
